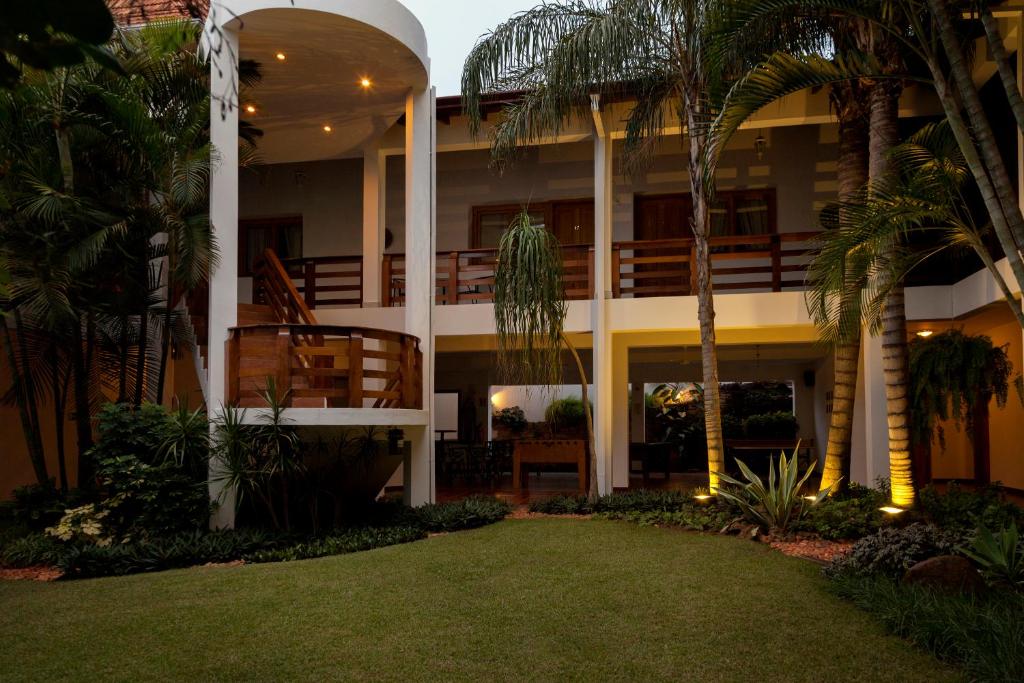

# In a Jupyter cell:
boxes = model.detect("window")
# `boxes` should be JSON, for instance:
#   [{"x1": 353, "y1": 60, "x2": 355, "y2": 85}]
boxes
[
  {"x1": 470, "y1": 199, "x2": 594, "y2": 248},
  {"x1": 239, "y1": 216, "x2": 303, "y2": 276},
  {"x1": 635, "y1": 189, "x2": 776, "y2": 241}
]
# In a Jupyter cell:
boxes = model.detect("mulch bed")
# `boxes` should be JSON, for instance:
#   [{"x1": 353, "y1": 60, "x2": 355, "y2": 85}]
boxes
[
  {"x1": 0, "y1": 566, "x2": 63, "y2": 582},
  {"x1": 767, "y1": 538, "x2": 854, "y2": 564},
  {"x1": 507, "y1": 506, "x2": 591, "y2": 520}
]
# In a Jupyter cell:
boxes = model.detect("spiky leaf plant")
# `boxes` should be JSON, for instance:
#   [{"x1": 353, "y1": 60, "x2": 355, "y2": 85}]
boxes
[{"x1": 716, "y1": 447, "x2": 830, "y2": 533}]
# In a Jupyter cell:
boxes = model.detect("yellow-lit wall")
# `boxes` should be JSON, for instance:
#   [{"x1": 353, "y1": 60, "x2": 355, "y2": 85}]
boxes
[
  {"x1": 911, "y1": 305, "x2": 1024, "y2": 490},
  {"x1": 0, "y1": 347, "x2": 204, "y2": 499}
]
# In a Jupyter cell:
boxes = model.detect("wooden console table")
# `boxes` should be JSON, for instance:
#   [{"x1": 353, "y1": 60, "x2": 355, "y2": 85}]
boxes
[{"x1": 512, "y1": 440, "x2": 587, "y2": 493}]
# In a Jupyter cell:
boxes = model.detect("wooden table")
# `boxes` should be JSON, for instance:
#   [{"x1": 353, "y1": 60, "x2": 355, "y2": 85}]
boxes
[
  {"x1": 725, "y1": 439, "x2": 815, "y2": 470},
  {"x1": 513, "y1": 440, "x2": 587, "y2": 493}
]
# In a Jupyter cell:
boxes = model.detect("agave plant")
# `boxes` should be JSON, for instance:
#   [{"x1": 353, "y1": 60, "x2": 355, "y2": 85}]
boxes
[
  {"x1": 962, "y1": 523, "x2": 1024, "y2": 590},
  {"x1": 716, "y1": 447, "x2": 831, "y2": 533}
]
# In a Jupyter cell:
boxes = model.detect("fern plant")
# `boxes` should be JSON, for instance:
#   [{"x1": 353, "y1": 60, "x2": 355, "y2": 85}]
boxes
[{"x1": 716, "y1": 448, "x2": 831, "y2": 533}]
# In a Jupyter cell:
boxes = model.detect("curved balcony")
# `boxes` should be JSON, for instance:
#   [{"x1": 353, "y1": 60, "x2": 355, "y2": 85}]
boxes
[{"x1": 226, "y1": 324, "x2": 422, "y2": 410}]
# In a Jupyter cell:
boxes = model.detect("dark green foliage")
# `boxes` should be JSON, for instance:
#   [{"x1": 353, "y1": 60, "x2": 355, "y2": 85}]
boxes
[
  {"x1": 919, "y1": 483, "x2": 1024, "y2": 533},
  {"x1": 830, "y1": 573, "x2": 1024, "y2": 682},
  {"x1": 530, "y1": 489, "x2": 693, "y2": 515},
  {"x1": 544, "y1": 397, "x2": 588, "y2": 432},
  {"x1": 529, "y1": 495, "x2": 592, "y2": 515},
  {"x1": 0, "y1": 498, "x2": 511, "y2": 579},
  {"x1": 720, "y1": 382, "x2": 794, "y2": 420},
  {"x1": 492, "y1": 406, "x2": 527, "y2": 432},
  {"x1": 825, "y1": 524, "x2": 967, "y2": 580},
  {"x1": 796, "y1": 486, "x2": 887, "y2": 540},
  {"x1": 741, "y1": 411, "x2": 799, "y2": 439},
  {"x1": 596, "y1": 506, "x2": 735, "y2": 532},
  {"x1": 89, "y1": 403, "x2": 210, "y2": 539},
  {"x1": 414, "y1": 496, "x2": 512, "y2": 533},
  {"x1": 245, "y1": 527, "x2": 426, "y2": 563},
  {"x1": 909, "y1": 330, "x2": 1017, "y2": 448},
  {"x1": 57, "y1": 530, "x2": 288, "y2": 579},
  {"x1": 0, "y1": 533, "x2": 66, "y2": 568},
  {"x1": 962, "y1": 523, "x2": 1024, "y2": 590},
  {"x1": 5, "y1": 482, "x2": 89, "y2": 530}
]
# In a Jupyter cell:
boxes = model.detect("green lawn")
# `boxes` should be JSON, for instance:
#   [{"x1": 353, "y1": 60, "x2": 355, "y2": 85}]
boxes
[{"x1": 0, "y1": 519, "x2": 955, "y2": 682}]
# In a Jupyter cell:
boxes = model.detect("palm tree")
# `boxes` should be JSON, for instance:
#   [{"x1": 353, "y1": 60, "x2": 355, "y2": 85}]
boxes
[
  {"x1": 462, "y1": 0, "x2": 814, "y2": 491},
  {"x1": 494, "y1": 210, "x2": 598, "y2": 501}
]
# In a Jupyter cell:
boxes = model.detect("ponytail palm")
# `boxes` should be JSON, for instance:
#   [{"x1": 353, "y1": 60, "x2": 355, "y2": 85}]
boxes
[{"x1": 494, "y1": 211, "x2": 598, "y2": 501}]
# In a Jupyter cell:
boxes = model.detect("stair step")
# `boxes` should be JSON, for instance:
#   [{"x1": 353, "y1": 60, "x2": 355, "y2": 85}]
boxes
[{"x1": 237, "y1": 303, "x2": 280, "y2": 325}]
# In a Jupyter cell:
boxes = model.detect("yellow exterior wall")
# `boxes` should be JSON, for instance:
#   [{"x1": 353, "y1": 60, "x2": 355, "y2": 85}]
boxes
[{"x1": 911, "y1": 305, "x2": 1024, "y2": 490}]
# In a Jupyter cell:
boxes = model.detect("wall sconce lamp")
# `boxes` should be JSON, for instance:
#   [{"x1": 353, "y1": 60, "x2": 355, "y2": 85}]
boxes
[{"x1": 754, "y1": 132, "x2": 767, "y2": 161}]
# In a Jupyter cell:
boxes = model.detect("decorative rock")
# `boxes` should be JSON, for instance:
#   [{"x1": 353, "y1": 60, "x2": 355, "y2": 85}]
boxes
[{"x1": 902, "y1": 555, "x2": 986, "y2": 594}]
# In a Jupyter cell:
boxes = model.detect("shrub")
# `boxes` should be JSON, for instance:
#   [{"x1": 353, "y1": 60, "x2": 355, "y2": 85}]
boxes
[
  {"x1": 830, "y1": 573, "x2": 1024, "y2": 682},
  {"x1": 57, "y1": 530, "x2": 288, "y2": 578},
  {"x1": 414, "y1": 496, "x2": 511, "y2": 532},
  {"x1": 529, "y1": 495, "x2": 591, "y2": 515},
  {"x1": 544, "y1": 397, "x2": 588, "y2": 433},
  {"x1": 919, "y1": 483, "x2": 1024, "y2": 533},
  {"x1": 962, "y1": 523, "x2": 1024, "y2": 590},
  {"x1": 741, "y1": 412, "x2": 798, "y2": 439},
  {"x1": 5, "y1": 483, "x2": 90, "y2": 531},
  {"x1": 796, "y1": 489, "x2": 887, "y2": 540},
  {"x1": 0, "y1": 533, "x2": 67, "y2": 568},
  {"x1": 594, "y1": 489, "x2": 690, "y2": 513},
  {"x1": 492, "y1": 406, "x2": 527, "y2": 432},
  {"x1": 245, "y1": 526, "x2": 425, "y2": 563},
  {"x1": 596, "y1": 505, "x2": 734, "y2": 532},
  {"x1": 825, "y1": 524, "x2": 966, "y2": 580}
]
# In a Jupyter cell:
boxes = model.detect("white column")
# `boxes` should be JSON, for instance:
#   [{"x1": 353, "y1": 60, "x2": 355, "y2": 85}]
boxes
[
  {"x1": 851, "y1": 328, "x2": 888, "y2": 486},
  {"x1": 591, "y1": 96, "x2": 615, "y2": 494},
  {"x1": 207, "y1": 27, "x2": 239, "y2": 529},
  {"x1": 362, "y1": 143, "x2": 386, "y2": 307},
  {"x1": 403, "y1": 85, "x2": 436, "y2": 505}
]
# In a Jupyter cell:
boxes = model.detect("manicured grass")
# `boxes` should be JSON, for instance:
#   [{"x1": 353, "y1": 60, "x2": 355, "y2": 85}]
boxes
[{"x1": 0, "y1": 519, "x2": 955, "y2": 682}]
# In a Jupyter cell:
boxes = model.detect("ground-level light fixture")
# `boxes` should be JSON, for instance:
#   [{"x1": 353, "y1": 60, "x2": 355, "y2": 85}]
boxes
[
  {"x1": 275, "y1": 52, "x2": 287, "y2": 61},
  {"x1": 693, "y1": 494, "x2": 712, "y2": 502},
  {"x1": 803, "y1": 495, "x2": 818, "y2": 502},
  {"x1": 879, "y1": 506, "x2": 905, "y2": 515},
  {"x1": 916, "y1": 329, "x2": 934, "y2": 338}
]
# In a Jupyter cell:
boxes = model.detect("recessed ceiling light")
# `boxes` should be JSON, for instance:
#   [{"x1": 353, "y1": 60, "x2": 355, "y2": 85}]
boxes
[
  {"x1": 916, "y1": 329, "x2": 934, "y2": 338},
  {"x1": 275, "y1": 52, "x2": 286, "y2": 61},
  {"x1": 244, "y1": 104, "x2": 257, "y2": 114},
  {"x1": 360, "y1": 77, "x2": 372, "y2": 88},
  {"x1": 322, "y1": 125, "x2": 333, "y2": 133}
]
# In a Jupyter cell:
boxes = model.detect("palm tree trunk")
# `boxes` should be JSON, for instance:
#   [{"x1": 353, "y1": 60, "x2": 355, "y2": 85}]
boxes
[
  {"x1": 929, "y1": 0, "x2": 1024, "y2": 258},
  {"x1": 50, "y1": 345, "x2": 69, "y2": 493},
  {"x1": 134, "y1": 304, "x2": 148, "y2": 406},
  {"x1": 156, "y1": 282, "x2": 175, "y2": 404},
  {"x1": 820, "y1": 81, "x2": 870, "y2": 494},
  {"x1": 686, "y1": 104, "x2": 725, "y2": 492},
  {"x1": 561, "y1": 332, "x2": 598, "y2": 502},
  {"x1": 1, "y1": 314, "x2": 49, "y2": 487},
  {"x1": 72, "y1": 314, "x2": 95, "y2": 487},
  {"x1": 870, "y1": 80, "x2": 915, "y2": 507},
  {"x1": 979, "y1": 5, "x2": 1024, "y2": 135}
]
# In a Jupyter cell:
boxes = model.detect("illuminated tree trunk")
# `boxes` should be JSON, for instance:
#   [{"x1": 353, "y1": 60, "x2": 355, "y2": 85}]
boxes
[
  {"x1": 870, "y1": 80, "x2": 915, "y2": 507},
  {"x1": 820, "y1": 79, "x2": 869, "y2": 494}
]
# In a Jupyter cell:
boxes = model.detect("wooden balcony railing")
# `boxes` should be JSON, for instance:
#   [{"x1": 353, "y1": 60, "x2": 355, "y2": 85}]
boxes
[
  {"x1": 613, "y1": 231, "x2": 819, "y2": 298},
  {"x1": 382, "y1": 245, "x2": 594, "y2": 307},
  {"x1": 253, "y1": 233, "x2": 820, "y2": 311},
  {"x1": 227, "y1": 324, "x2": 423, "y2": 409}
]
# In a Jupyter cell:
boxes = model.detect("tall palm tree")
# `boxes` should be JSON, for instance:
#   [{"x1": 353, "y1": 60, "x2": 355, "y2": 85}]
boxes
[
  {"x1": 493, "y1": 211, "x2": 598, "y2": 501},
  {"x1": 462, "y1": 0, "x2": 813, "y2": 491}
]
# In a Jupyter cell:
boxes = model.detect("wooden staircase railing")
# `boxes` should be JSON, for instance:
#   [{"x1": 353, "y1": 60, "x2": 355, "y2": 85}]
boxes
[{"x1": 226, "y1": 324, "x2": 423, "y2": 409}]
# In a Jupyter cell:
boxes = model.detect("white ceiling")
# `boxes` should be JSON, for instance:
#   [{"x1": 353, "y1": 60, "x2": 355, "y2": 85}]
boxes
[{"x1": 238, "y1": 8, "x2": 428, "y2": 164}]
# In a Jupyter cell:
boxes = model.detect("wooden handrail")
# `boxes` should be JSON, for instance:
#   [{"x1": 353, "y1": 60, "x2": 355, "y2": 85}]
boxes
[
  {"x1": 226, "y1": 323, "x2": 423, "y2": 410},
  {"x1": 254, "y1": 248, "x2": 318, "y2": 326}
]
